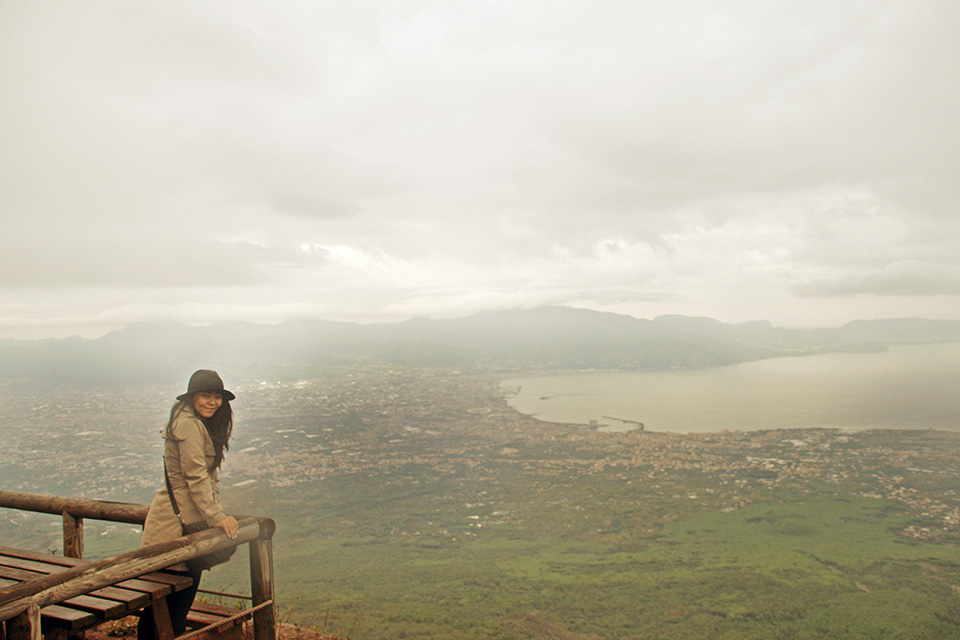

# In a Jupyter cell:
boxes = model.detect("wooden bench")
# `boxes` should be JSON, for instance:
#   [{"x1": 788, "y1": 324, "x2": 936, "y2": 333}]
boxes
[
  {"x1": 0, "y1": 547, "x2": 246, "y2": 640},
  {"x1": 0, "y1": 492, "x2": 275, "y2": 640}
]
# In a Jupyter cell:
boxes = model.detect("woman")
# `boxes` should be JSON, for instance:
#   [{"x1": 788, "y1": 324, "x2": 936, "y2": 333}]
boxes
[{"x1": 138, "y1": 370, "x2": 240, "y2": 640}]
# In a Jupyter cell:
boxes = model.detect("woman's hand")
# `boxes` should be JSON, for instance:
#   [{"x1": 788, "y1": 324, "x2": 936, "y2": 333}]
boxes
[{"x1": 214, "y1": 515, "x2": 239, "y2": 540}]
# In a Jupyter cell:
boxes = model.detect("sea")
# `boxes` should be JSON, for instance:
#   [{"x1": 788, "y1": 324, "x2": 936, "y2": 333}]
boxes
[{"x1": 500, "y1": 342, "x2": 960, "y2": 433}]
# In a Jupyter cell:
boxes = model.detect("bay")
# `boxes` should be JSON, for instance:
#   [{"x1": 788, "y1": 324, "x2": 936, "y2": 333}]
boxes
[{"x1": 501, "y1": 342, "x2": 960, "y2": 433}]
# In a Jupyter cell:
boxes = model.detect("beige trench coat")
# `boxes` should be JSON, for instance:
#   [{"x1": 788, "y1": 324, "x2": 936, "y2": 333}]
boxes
[{"x1": 140, "y1": 404, "x2": 227, "y2": 553}]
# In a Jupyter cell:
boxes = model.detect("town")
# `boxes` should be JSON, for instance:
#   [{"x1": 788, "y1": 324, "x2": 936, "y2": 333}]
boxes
[
  {"x1": 3, "y1": 367, "x2": 958, "y2": 546},
  {"x1": 4, "y1": 367, "x2": 960, "y2": 639}
]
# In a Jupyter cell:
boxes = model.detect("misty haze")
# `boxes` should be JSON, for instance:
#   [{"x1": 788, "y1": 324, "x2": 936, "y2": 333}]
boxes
[
  {"x1": 2, "y1": 2, "x2": 960, "y2": 639},
  {"x1": 3, "y1": 309, "x2": 960, "y2": 638}
]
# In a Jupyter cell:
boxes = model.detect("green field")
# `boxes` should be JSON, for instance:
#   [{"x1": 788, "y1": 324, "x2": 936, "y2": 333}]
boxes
[{"x1": 202, "y1": 456, "x2": 960, "y2": 640}]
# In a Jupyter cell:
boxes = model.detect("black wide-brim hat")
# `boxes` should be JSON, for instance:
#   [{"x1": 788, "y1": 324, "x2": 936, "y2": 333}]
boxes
[{"x1": 177, "y1": 369, "x2": 236, "y2": 402}]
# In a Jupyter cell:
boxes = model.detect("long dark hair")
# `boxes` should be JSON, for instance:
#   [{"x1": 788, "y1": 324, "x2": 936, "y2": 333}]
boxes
[{"x1": 166, "y1": 395, "x2": 234, "y2": 471}]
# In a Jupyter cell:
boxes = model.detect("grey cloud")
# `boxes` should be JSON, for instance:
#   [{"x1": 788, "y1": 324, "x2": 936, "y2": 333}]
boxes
[
  {"x1": 0, "y1": 233, "x2": 266, "y2": 289},
  {"x1": 209, "y1": 140, "x2": 404, "y2": 220},
  {"x1": 527, "y1": 3, "x2": 960, "y2": 218},
  {"x1": 1, "y1": 1, "x2": 958, "y2": 336}
]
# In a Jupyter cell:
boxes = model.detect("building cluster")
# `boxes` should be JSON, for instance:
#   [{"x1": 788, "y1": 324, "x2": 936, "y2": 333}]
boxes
[{"x1": 2, "y1": 366, "x2": 959, "y2": 542}]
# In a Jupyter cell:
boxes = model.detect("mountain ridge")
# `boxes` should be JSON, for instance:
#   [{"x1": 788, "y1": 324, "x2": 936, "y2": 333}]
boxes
[{"x1": 0, "y1": 306, "x2": 957, "y2": 387}]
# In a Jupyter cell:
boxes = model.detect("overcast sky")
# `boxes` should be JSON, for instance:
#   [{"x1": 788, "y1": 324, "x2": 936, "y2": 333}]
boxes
[{"x1": 2, "y1": 1, "x2": 958, "y2": 339}]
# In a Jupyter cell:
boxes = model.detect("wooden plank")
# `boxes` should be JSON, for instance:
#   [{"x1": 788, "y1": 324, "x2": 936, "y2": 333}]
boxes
[
  {"x1": 0, "y1": 568, "x2": 125, "y2": 620},
  {"x1": 114, "y1": 578, "x2": 172, "y2": 599},
  {"x1": 0, "y1": 549, "x2": 82, "y2": 569},
  {"x1": 0, "y1": 567, "x2": 45, "y2": 583},
  {"x1": 39, "y1": 594, "x2": 124, "y2": 619},
  {"x1": 0, "y1": 518, "x2": 261, "y2": 616},
  {"x1": 0, "y1": 566, "x2": 148, "y2": 612},
  {"x1": 136, "y1": 572, "x2": 194, "y2": 593},
  {"x1": 0, "y1": 557, "x2": 71, "y2": 575},
  {"x1": 0, "y1": 561, "x2": 173, "y2": 599},
  {"x1": 3, "y1": 538, "x2": 206, "y2": 638},
  {"x1": 84, "y1": 585, "x2": 150, "y2": 611},
  {"x1": 1, "y1": 580, "x2": 95, "y2": 632},
  {"x1": 36, "y1": 605, "x2": 95, "y2": 630},
  {"x1": 0, "y1": 563, "x2": 191, "y2": 617}
]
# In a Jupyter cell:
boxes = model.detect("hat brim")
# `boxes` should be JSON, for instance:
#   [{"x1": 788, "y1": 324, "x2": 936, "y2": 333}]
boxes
[{"x1": 178, "y1": 389, "x2": 235, "y2": 402}]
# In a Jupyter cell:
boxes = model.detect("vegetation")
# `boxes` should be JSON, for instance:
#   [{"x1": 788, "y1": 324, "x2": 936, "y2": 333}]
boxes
[
  {"x1": 200, "y1": 462, "x2": 960, "y2": 640},
  {"x1": 6, "y1": 365, "x2": 960, "y2": 640}
]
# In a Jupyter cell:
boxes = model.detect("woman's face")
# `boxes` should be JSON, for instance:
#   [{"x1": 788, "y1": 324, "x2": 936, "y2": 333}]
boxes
[{"x1": 192, "y1": 390, "x2": 223, "y2": 419}]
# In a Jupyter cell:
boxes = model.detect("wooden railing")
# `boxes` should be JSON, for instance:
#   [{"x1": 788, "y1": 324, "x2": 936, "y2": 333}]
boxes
[{"x1": 0, "y1": 490, "x2": 276, "y2": 640}]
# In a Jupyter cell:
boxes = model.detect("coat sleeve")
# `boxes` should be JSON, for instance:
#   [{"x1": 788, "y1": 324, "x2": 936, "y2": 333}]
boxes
[{"x1": 172, "y1": 416, "x2": 227, "y2": 525}]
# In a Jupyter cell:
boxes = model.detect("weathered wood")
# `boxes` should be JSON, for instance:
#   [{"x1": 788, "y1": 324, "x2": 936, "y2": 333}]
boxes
[
  {"x1": 0, "y1": 567, "x2": 129, "y2": 621},
  {"x1": 36, "y1": 604, "x2": 94, "y2": 630},
  {"x1": 27, "y1": 606, "x2": 40, "y2": 640},
  {"x1": 62, "y1": 514, "x2": 83, "y2": 560},
  {"x1": 53, "y1": 594, "x2": 124, "y2": 619},
  {"x1": 0, "y1": 556, "x2": 151, "y2": 609},
  {"x1": 5, "y1": 609, "x2": 28, "y2": 640},
  {"x1": 132, "y1": 572, "x2": 193, "y2": 593},
  {"x1": 0, "y1": 556, "x2": 74, "y2": 575},
  {"x1": 0, "y1": 568, "x2": 49, "y2": 585},
  {"x1": 112, "y1": 578, "x2": 173, "y2": 599},
  {"x1": 5, "y1": 605, "x2": 40, "y2": 640},
  {"x1": 248, "y1": 538, "x2": 276, "y2": 640},
  {"x1": 0, "y1": 519, "x2": 261, "y2": 621},
  {"x1": 149, "y1": 595, "x2": 174, "y2": 640},
  {"x1": 0, "y1": 492, "x2": 276, "y2": 640},
  {"x1": 0, "y1": 551, "x2": 175, "y2": 601},
  {"x1": 0, "y1": 492, "x2": 148, "y2": 526},
  {"x1": 0, "y1": 549, "x2": 81, "y2": 569},
  {"x1": 83, "y1": 585, "x2": 150, "y2": 611}
]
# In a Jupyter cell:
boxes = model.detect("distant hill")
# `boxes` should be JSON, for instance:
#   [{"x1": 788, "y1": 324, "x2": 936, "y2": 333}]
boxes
[{"x1": 0, "y1": 307, "x2": 956, "y2": 388}]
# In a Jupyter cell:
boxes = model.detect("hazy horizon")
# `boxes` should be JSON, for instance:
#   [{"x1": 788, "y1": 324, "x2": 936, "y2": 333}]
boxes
[{"x1": 3, "y1": 305, "x2": 960, "y2": 343}]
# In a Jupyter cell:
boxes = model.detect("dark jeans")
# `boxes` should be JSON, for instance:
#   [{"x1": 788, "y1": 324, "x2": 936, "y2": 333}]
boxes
[{"x1": 137, "y1": 567, "x2": 202, "y2": 640}]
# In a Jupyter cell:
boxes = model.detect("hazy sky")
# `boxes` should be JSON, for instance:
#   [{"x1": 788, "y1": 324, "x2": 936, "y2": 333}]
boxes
[{"x1": 2, "y1": 1, "x2": 959, "y2": 339}]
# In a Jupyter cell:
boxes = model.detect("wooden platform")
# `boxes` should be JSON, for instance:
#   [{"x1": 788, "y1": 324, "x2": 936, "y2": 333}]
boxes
[
  {"x1": 0, "y1": 491, "x2": 275, "y2": 640},
  {"x1": 0, "y1": 547, "x2": 247, "y2": 640}
]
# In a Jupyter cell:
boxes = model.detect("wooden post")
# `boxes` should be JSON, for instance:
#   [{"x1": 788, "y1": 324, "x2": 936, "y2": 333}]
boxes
[
  {"x1": 149, "y1": 595, "x2": 174, "y2": 640},
  {"x1": 249, "y1": 537, "x2": 276, "y2": 640},
  {"x1": 26, "y1": 607, "x2": 39, "y2": 640},
  {"x1": 5, "y1": 605, "x2": 40, "y2": 640},
  {"x1": 62, "y1": 513, "x2": 83, "y2": 559}
]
